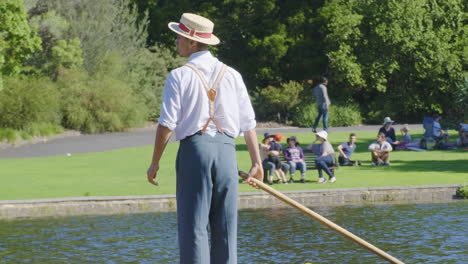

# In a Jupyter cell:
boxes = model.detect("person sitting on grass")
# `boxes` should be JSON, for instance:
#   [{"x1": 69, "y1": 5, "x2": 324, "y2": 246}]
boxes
[
  {"x1": 400, "y1": 124, "x2": 412, "y2": 143},
  {"x1": 283, "y1": 136, "x2": 307, "y2": 183},
  {"x1": 337, "y1": 133, "x2": 361, "y2": 166},
  {"x1": 310, "y1": 131, "x2": 336, "y2": 184},
  {"x1": 369, "y1": 132, "x2": 392, "y2": 166},
  {"x1": 378, "y1": 117, "x2": 400, "y2": 150},
  {"x1": 458, "y1": 123, "x2": 468, "y2": 147}
]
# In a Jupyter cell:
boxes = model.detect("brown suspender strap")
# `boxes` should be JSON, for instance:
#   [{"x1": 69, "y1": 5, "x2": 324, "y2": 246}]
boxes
[{"x1": 185, "y1": 63, "x2": 228, "y2": 133}]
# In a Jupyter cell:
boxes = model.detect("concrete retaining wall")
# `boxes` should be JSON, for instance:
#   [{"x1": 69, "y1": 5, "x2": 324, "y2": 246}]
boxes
[{"x1": 0, "y1": 184, "x2": 463, "y2": 219}]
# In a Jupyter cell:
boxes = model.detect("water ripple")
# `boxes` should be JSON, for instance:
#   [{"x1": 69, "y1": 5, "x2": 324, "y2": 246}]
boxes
[{"x1": 0, "y1": 202, "x2": 466, "y2": 263}]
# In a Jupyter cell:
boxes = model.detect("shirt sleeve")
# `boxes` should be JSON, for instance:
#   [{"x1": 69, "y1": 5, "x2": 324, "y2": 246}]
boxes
[
  {"x1": 236, "y1": 72, "x2": 256, "y2": 132},
  {"x1": 283, "y1": 148, "x2": 292, "y2": 161},
  {"x1": 299, "y1": 147, "x2": 304, "y2": 159},
  {"x1": 157, "y1": 72, "x2": 180, "y2": 130}
]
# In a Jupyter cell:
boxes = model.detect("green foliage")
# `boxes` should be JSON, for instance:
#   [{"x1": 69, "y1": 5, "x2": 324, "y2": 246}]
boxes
[
  {"x1": 259, "y1": 81, "x2": 303, "y2": 122},
  {"x1": 137, "y1": 0, "x2": 466, "y2": 123},
  {"x1": 125, "y1": 46, "x2": 184, "y2": 119},
  {"x1": 23, "y1": 122, "x2": 63, "y2": 137},
  {"x1": 35, "y1": 0, "x2": 148, "y2": 73},
  {"x1": 0, "y1": 0, "x2": 42, "y2": 77},
  {"x1": 0, "y1": 77, "x2": 61, "y2": 129},
  {"x1": 456, "y1": 186, "x2": 468, "y2": 199},
  {"x1": 51, "y1": 38, "x2": 83, "y2": 70},
  {"x1": 57, "y1": 65, "x2": 147, "y2": 133},
  {"x1": 0, "y1": 123, "x2": 63, "y2": 143},
  {"x1": 136, "y1": 0, "x2": 327, "y2": 88},
  {"x1": 0, "y1": 128, "x2": 18, "y2": 142},
  {"x1": 293, "y1": 103, "x2": 362, "y2": 127},
  {"x1": 319, "y1": 0, "x2": 466, "y2": 122},
  {"x1": 328, "y1": 104, "x2": 363, "y2": 127},
  {"x1": 25, "y1": 0, "x2": 182, "y2": 120},
  {"x1": 292, "y1": 103, "x2": 318, "y2": 127}
]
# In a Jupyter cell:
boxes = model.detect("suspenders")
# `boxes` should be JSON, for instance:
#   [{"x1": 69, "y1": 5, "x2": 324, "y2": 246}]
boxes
[{"x1": 185, "y1": 63, "x2": 228, "y2": 133}]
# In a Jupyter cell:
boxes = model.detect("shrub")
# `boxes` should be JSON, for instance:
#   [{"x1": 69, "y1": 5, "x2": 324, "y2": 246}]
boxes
[
  {"x1": 456, "y1": 186, "x2": 468, "y2": 199},
  {"x1": 328, "y1": 104, "x2": 362, "y2": 127},
  {"x1": 0, "y1": 77, "x2": 61, "y2": 129},
  {"x1": 259, "y1": 81, "x2": 304, "y2": 122},
  {"x1": 23, "y1": 122, "x2": 63, "y2": 137},
  {"x1": 293, "y1": 103, "x2": 362, "y2": 127},
  {"x1": 57, "y1": 69, "x2": 147, "y2": 133},
  {"x1": 292, "y1": 103, "x2": 319, "y2": 127},
  {"x1": 0, "y1": 128, "x2": 18, "y2": 142},
  {"x1": 0, "y1": 123, "x2": 64, "y2": 143}
]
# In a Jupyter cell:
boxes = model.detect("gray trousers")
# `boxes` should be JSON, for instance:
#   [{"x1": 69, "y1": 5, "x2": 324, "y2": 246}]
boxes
[{"x1": 176, "y1": 132, "x2": 238, "y2": 264}]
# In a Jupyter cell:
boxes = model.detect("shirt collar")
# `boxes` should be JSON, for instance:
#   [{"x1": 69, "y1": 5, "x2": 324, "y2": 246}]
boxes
[{"x1": 188, "y1": 50, "x2": 212, "y2": 63}]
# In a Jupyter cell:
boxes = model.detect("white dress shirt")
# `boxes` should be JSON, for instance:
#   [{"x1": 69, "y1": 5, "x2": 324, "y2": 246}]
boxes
[{"x1": 158, "y1": 51, "x2": 256, "y2": 141}]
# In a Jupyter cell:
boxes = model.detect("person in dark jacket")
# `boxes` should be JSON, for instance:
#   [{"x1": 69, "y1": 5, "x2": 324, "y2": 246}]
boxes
[{"x1": 378, "y1": 117, "x2": 400, "y2": 150}]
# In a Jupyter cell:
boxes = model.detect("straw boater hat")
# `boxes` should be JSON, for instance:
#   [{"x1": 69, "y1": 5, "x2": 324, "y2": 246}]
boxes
[
  {"x1": 316, "y1": 131, "x2": 328, "y2": 140},
  {"x1": 168, "y1": 13, "x2": 220, "y2": 45}
]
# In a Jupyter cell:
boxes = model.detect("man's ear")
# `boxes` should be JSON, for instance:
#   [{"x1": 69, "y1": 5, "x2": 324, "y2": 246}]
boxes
[{"x1": 189, "y1": 39, "x2": 198, "y2": 49}]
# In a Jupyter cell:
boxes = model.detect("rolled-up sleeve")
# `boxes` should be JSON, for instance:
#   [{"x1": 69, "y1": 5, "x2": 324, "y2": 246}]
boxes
[
  {"x1": 158, "y1": 72, "x2": 180, "y2": 130},
  {"x1": 237, "y1": 75, "x2": 256, "y2": 132}
]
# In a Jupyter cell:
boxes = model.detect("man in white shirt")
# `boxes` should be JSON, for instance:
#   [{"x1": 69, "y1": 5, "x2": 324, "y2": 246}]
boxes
[
  {"x1": 146, "y1": 13, "x2": 263, "y2": 264},
  {"x1": 368, "y1": 132, "x2": 392, "y2": 166}
]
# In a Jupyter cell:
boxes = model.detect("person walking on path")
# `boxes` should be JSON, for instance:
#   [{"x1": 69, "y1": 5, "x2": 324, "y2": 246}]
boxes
[
  {"x1": 146, "y1": 13, "x2": 263, "y2": 264},
  {"x1": 312, "y1": 76, "x2": 331, "y2": 133}
]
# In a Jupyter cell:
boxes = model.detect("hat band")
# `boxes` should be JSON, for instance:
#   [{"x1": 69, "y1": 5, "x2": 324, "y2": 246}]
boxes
[{"x1": 178, "y1": 22, "x2": 212, "y2": 39}]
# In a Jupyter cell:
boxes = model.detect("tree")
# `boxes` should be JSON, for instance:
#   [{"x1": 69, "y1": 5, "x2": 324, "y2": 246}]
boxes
[
  {"x1": 134, "y1": 0, "x2": 328, "y2": 89},
  {"x1": 319, "y1": 0, "x2": 466, "y2": 122},
  {"x1": 0, "y1": 0, "x2": 41, "y2": 87}
]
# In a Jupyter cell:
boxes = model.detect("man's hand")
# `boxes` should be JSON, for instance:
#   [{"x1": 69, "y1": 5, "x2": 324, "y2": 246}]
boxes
[
  {"x1": 239, "y1": 164, "x2": 263, "y2": 189},
  {"x1": 147, "y1": 163, "x2": 160, "y2": 186}
]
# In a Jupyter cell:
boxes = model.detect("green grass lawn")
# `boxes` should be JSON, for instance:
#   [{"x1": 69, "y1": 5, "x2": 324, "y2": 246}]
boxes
[{"x1": 0, "y1": 131, "x2": 467, "y2": 200}]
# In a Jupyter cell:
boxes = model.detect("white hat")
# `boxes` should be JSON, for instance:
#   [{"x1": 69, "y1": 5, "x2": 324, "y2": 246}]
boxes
[
  {"x1": 168, "y1": 13, "x2": 220, "y2": 45},
  {"x1": 316, "y1": 131, "x2": 328, "y2": 140},
  {"x1": 383, "y1": 117, "x2": 394, "y2": 125}
]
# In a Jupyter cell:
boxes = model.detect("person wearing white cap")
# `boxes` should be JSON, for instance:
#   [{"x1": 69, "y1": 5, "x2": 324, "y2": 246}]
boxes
[
  {"x1": 312, "y1": 131, "x2": 336, "y2": 183},
  {"x1": 146, "y1": 13, "x2": 263, "y2": 264}
]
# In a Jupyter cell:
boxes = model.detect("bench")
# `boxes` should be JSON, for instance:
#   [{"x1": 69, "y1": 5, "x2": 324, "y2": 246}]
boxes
[{"x1": 279, "y1": 148, "x2": 338, "y2": 175}]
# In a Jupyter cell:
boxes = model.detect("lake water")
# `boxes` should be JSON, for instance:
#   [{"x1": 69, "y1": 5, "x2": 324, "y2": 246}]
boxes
[{"x1": 1, "y1": 202, "x2": 467, "y2": 263}]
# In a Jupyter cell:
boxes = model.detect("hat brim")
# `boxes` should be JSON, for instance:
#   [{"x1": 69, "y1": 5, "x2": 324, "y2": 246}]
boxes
[{"x1": 168, "y1": 22, "x2": 220, "y2": 45}]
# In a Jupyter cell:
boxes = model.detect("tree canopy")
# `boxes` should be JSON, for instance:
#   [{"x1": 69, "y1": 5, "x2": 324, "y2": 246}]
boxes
[{"x1": 135, "y1": 0, "x2": 467, "y2": 123}]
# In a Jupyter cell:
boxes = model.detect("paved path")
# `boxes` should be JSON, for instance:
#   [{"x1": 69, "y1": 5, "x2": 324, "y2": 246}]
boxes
[{"x1": 0, "y1": 124, "x2": 422, "y2": 159}]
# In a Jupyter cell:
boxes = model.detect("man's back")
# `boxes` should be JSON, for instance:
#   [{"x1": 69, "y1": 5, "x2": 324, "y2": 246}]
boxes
[
  {"x1": 313, "y1": 84, "x2": 331, "y2": 107},
  {"x1": 159, "y1": 51, "x2": 255, "y2": 140}
]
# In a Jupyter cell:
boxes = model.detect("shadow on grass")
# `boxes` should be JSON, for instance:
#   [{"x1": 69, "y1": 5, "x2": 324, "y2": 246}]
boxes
[{"x1": 389, "y1": 159, "x2": 468, "y2": 173}]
